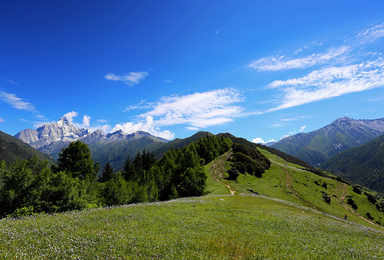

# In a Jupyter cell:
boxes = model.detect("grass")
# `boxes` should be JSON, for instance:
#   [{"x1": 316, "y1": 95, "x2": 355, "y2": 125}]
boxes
[
  {"x1": 1, "y1": 195, "x2": 384, "y2": 259},
  {"x1": 1, "y1": 147, "x2": 384, "y2": 259}
]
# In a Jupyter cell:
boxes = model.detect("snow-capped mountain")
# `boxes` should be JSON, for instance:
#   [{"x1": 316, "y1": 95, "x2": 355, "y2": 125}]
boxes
[
  {"x1": 14, "y1": 117, "x2": 170, "y2": 169},
  {"x1": 15, "y1": 117, "x2": 90, "y2": 150}
]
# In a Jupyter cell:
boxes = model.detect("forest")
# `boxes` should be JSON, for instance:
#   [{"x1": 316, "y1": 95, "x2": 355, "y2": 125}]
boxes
[{"x1": 0, "y1": 135, "x2": 234, "y2": 218}]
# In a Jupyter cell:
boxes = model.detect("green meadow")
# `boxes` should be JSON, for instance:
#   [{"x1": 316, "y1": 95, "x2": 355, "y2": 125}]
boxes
[{"x1": 1, "y1": 147, "x2": 384, "y2": 259}]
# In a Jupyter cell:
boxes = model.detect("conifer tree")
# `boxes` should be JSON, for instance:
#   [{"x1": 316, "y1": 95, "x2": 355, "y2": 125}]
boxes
[{"x1": 98, "y1": 161, "x2": 114, "y2": 183}]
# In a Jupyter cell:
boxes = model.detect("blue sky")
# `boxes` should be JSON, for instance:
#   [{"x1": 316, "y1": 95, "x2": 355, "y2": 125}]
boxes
[{"x1": 1, "y1": 1, "x2": 384, "y2": 143}]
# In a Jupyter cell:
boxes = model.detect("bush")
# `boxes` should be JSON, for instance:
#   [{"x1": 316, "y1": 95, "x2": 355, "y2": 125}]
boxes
[
  {"x1": 366, "y1": 212, "x2": 374, "y2": 220},
  {"x1": 365, "y1": 193, "x2": 377, "y2": 204},
  {"x1": 322, "y1": 192, "x2": 331, "y2": 204},
  {"x1": 353, "y1": 186, "x2": 362, "y2": 194},
  {"x1": 347, "y1": 198, "x2": 358, "y2": 210},
  {"x1": 227, "y1": 168, "x2": 239, "y2": 180}
]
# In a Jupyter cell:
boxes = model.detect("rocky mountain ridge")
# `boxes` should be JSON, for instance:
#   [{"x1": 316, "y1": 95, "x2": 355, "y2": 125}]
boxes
[
  {"x1": 14, "y1": 117, "x2": 170, "y2": 165},
  {"x1": 271, "y1": 117, "x2": 384, "y2": 166}
]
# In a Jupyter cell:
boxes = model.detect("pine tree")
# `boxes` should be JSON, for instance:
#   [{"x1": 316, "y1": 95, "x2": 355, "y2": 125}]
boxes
[{"x1": 98, "y1": 161, "x2": 114, "y2": 183}]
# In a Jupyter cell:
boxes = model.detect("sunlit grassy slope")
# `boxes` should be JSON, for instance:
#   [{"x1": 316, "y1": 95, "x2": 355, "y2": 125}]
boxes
[{"x1": 1, "y1": 147, "x2": 384, "y2": 259}]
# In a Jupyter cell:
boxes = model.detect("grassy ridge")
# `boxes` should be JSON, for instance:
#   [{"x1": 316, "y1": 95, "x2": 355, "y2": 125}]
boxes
[{"x1": 1, "y1": 195, "x2": 384, "y2": 259}]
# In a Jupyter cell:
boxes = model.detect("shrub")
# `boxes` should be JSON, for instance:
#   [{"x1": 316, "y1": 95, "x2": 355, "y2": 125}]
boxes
[
  {"x1": 353, "y1": 186, "x2": 362, "y2": 194},
  {"x1": 227, "y1": 168, "x2": 239, "y2": 180},
  {"x1": 322, "y1": 192, "x2": 331, "y2": 204},
  {"x1": 366, "y1": 212, "x2": 374, "y2": 220}
]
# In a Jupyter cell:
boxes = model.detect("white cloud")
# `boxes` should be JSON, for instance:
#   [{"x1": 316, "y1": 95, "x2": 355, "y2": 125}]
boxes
[
  {"x1": 97, "y1": 119, "x2": 108, "y2": 123},
  {"x1": 253, "y1": 137, "x2": 276, "y2": 144},
  {"x1": 267, "y1": 59, "x2": 384, "y2": 112},
  {"x1": 111, "y1": 116, "x2": 174, "y2": 140},
  {"x1": 0, "y1": 91, "x2": 36, "y2": 112},
  {"x1": 124, "y1": 100, "x2": 150, "y2": 112},
  {"x1": 105, "y1": 71, "x2": 149, "y2": 86},
  {"x1": 82, "y1": 115, "x2": 91, "y2": 127},
  {"x1": 165, "y1": 80, "x2": 173, "y2": 83},
  {"x1": 355, "y1": 24, "x2": 384, "y2": 44},
  {"x1": 0, "y1": 117, "x2": 4, "y2": 122},
  {"x1": 252, "y1": 137, "x2": 265, "y2": 144},
  {"x1": 299, "y1": 125, "x2": 306, "y2": 132},
  {"x1": 270, "y1": 123, "x2": 285, "y2": 127},
  {"x1": 139, "y1": 88, "x2": 244, "y2": 129},
  {"x1": 249, "y1": 46, "x2": 350, "y2": 71},
  {"x1": 62, "y1": 111, "x2": 78, "y2": 122}
]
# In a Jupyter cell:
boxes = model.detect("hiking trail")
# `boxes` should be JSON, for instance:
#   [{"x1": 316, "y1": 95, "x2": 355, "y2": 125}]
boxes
[{"x1": 210, "y1": 151, "x2": 235, "y2": 195}]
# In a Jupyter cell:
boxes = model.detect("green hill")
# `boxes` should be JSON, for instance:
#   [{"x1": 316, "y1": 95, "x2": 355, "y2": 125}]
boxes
[
  {"x1": 321, "y1": 134, "x2": 384, "y2": 193},
  {"x1": 0, "y1": 130, "x2": 55, "y2": 166},
  {"x1": 1, "y1": 138, "x2": 384, "y2": 259}
]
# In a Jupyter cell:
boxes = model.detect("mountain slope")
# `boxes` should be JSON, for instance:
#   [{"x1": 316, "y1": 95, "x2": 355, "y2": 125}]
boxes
[
  {"x1": 321, "y1": 134, "x2": 384, "y2": 193},
  {"x1": 0, "y1": 130, "x2": 55, "y2": 166},
  {"x1": 272, "y1": 117, "x2": 384, "y2": 166}
]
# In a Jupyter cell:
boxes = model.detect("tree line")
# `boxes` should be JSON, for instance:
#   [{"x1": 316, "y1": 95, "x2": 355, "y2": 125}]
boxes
[{"x1": 0, "y1": 135, "x2": 233, "y2": 218}]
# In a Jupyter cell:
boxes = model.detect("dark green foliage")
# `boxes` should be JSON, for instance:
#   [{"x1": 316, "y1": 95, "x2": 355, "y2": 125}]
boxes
[
  {"x1": 314, "y1": 181, "x2": 320, "y2": 186},
  {"x1": 353, "y1": 186, "x2": 362, "y2": 194},
  {"x1": 0, "y1": 155, "x2": 87, "y2": 217},
  {"x1": 56, "y1": 140, "x2": 99, "y2": 181},
  {"x1": 230, "y1": 143, "x2": 270, "y2": 178},
  {"x1": 322, "y1": 192, "x2": 331, "y2": 204},
  {"x1": 365, "y1": 192, "x2": 377, "y2": 204},
  {"x1": 322, "y1": 182, "x2": 327, "y2": 189},
  {"x1": 0, "y1": 133, "x2": 234, "y2": 218},
  {"x1": 347, "y1": 198, "x2": 358, "y2": 210},
  {"x1": 227, "y1": 168, "x2": 239, "y2": 180},
  {"x1": 366, "y1": 212, "x2": 374, "y2": 220},
  {"x1": 321, "y1": 133, "x2": 384, "y2": 193},
  {"x1": 98, "y1": 161, "x2": 115, "y2": 183}
]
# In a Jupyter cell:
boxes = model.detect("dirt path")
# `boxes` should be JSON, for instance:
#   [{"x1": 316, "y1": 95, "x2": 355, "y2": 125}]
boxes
[
  {"x1": 284, "y1": 168, "x2": 298, "y2": 197},
  {"x1": 210, "y1": 151, "x2": 235, "y2": 195},
  {"x1": 331, "y1": 181, "x2": 382, "y2": 228}
]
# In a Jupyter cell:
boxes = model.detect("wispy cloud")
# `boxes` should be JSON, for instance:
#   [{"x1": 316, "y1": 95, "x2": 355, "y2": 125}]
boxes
[
  {"x1": 299, "y1": 125, "x2": 306, "y2": 132},
  {"x1": 0, "y1": 117, "x2": 4, "y2": 122},
  {"x1": 139, "y1": 88, "x2": 244, "y2": 129},
  {"x1": 165, "y1": 80, "x2": 173, "y2": 83},
  {"x1": 6, "y1": 79, "x2": 18, "y2": 85},
  {"x1": 250, "y1": 23, "x2": 384, "y2": 113},
  {"x1": 124, "y1": 100, "x2": 151, "y2": 112},
  {"x1": 355, "y1": 24, "x2": 384, "y2": 44},
  {"x1": 111, "y1": 88, "x2": 245, "y2": 139},
  {"x1": 0, "y1": 91, "x2": 36, "y2": 112},
  {"x1": 104, "y1": 71, "x2": 149, "y2": 86},
  {"x1": 249, "y1": 46, "x2": 350, "y2": 71},
  {"x1": 267, "y1": 59, "x2": 384, "y2": 112}
]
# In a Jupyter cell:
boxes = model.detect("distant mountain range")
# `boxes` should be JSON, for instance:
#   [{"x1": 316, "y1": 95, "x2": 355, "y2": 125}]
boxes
[
  {"x1": 271, "y1": 117, "x2": 384, "y2": 166},
  {"x1": 14, "y1": 117, "x2": 169, "y2": 172},
  {"x1": 321, "y1": 133, "x2": 384, "y2": 193}
]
